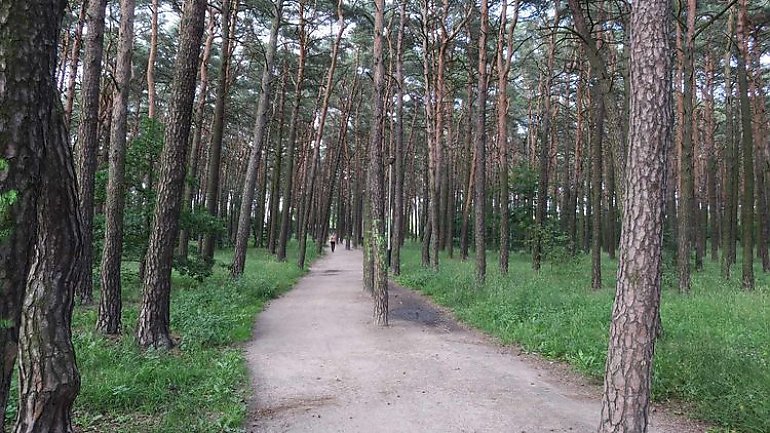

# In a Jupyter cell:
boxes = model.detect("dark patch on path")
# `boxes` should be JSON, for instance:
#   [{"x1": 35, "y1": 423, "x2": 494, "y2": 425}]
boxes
[{"x1": 388, "y1": 284, "x2": 463, "y2": 332}]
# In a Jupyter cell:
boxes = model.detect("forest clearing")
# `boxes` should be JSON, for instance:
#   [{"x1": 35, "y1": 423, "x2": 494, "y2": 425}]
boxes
[{"x1": 1, "y1": 0, "x2": 769, "y2": 432}]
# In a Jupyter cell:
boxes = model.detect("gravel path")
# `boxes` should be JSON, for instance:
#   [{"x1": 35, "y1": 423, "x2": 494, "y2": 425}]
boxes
[{"x1": 245, "y1": 248, "x2": 705, "y2": 433}]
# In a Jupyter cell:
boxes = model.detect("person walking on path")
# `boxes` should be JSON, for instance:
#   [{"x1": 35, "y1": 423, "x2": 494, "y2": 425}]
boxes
[{"x1": 329, "y1": 232, "x2": 337, "y2": 252}]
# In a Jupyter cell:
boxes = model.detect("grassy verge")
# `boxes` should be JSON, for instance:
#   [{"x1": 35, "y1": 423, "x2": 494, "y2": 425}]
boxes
[
  {"x1": 6, "y1": 243, "x2": 316, "y2": 432},
  {"x1": 395, "y1": 244, "x2": 769, "y2": 433}
]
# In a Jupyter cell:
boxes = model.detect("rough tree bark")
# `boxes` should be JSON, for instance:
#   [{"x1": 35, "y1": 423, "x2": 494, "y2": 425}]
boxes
[
  {"x1": 598, "y1": 0, "x2": 671, "y2": 430},
  {"x1": 74, "y1": 0, "x2": 108, "y2": 305},
  {"x1": 137, "y1": 0, "x2": 207, "y2": 349},
  {"x1": 201, "y1": 0, "x2": 235, "y2": 262},
  {"x1": 1, "y1": 0, "x2": 69, "y2": 426},
  {"x1": 177, "y1": 9, "x2": 217, "y2": 260},
  {"x1": 369, "y1": 0, "x2": 388, "y2": 325},
  {"x1": 97, "y1": 0, "x2": 136, "y2": 334},
  {"x1": 230, "y1": 0, "x2": 283, "y2": 277}
]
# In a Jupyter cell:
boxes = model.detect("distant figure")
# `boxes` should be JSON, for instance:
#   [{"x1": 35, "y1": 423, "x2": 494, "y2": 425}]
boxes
[{"x1": 329, "y1": 232, "x2": 337, "y2": 252}]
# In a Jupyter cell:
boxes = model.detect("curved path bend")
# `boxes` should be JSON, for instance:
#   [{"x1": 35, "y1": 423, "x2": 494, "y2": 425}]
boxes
[{"x1": 245, "y1": 248, "x2": 705, "y2": 433}]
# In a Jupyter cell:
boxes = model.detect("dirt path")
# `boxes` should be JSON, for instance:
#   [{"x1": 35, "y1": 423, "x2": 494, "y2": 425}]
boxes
[{"x1": 245, "y1": 248, "x2": 705, "y2": 433}]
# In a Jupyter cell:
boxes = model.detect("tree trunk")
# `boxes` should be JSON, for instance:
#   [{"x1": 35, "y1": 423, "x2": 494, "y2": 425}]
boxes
[
  {"x1": 277, "y1": 3, "x2": 307, "y2": 262},
  {"x1": 568, "y1": 0, "x2": 608, "y2": 290},
  {"x1": 74, "y1": 0, "x2": 107, "y2": 305},
  {"x1": 137, "y1": 0, "x2": 207, "y2": 349},
  {"x1": 14, "y1": 107, "x2": 82, "y2": 433},
  {"x1": 201, "y1": 0, "x2": 234, "y2": 263},
  {"x1": 704, "y1": 53, "x2": 720, "y2": 262},
  {"x1": 63, "y1": 0, "x2": 88, "y2": 128},
  {"x1": 230, "y1": 0, "x2": 282, "y2": 277},
  {"x1": 97, "y1": 0, "x2": 136, "y2": 334},
  {"x1": 391, "y1": 2, "x2": 406, "y2": 275},
  {"x1": 268, "y1": 67, "x2": 289, "y2": 255},
  {"x1": 1, "y1": 0, "x2": 75, "y2": 426},
  {"x1": 369, "y1": 0, "x2": 388, "y2": 325},
  {"x1": 721, "y1": 11, "x2": 738, "y2": 278},
  {"x1": 474, "y1": 0, "x2": 489, "y2": 284},
  {"x1": 676, "y1": 0, "x2": 696, "y2": 293},
  {"x1": 147, "y1": 0, "x2": 159, "y2": 118},
  {"x1": 297, "y1": 0, "x2": 345, "y2": 270},
  {"x1": 496, "y1": 0, "x2": 519, "y2": 274},
  {"x1": 177, "y1": 9, "x2": 217, "y2": 260},
  {"x1": 598, "y1": 1, "x2": 671, "y2": 429},
  {"x1": 737, "y1": 0, "x2": 754, "y2": 290}
]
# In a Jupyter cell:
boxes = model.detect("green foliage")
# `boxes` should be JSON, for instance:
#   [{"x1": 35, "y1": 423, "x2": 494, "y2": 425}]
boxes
[
  {"x1": 61, "y1": 244, "x2": 315, "y2": 432},
  {"x1": 0, "y1": 158, "x2": 17, "y2": 242},
  {"x1": 396, "y1": 244, "x2": 770, "y2": 433}
]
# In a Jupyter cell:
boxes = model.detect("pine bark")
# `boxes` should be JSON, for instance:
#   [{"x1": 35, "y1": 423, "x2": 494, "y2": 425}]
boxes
[
  {"x1": 201, "y1": 0, "x2": 234, "y2": 262},
  {"x1": 230, "y1": 0, "x2": 283, "y2": 277},
  {"x1": 277, "y1": 3, "x2": 307, "y2": 261},
  {"x1": 147, "y1": 0, "x2": 159, "y2": 118},
  {"x1": 676, "y1": 0, "x2": 696, "y2": 293},
  {"x1": 97, "y1": 0, "x2": 136, "y2": 334},
  {"x1": 598, "y1": 0, "x2": 671, "y2": 429},
  {"x1": 74, "y1": 0, "x2": 107, "y2": 305},
  {"x1": 177, "y1": 9, "x2": 217, "y2": 260},
  {"x1": 474, "y1": 0, "x2": 489, "y2": 284},
  {"x1": 137, "y1": 0, "x2": 207, "y2": 349},
  {"x1": 369, "y1": 0, "x2": 388, "y2": 325},
  {"x1": 568, "y1": 0, "x2": 609, "y2": 290},
  {"x1": 737, "y1": 0, "x2": 754, "y2": 290},
  {"x1": 0, "y1": 0, "x2": 69, "y2": 426},
  {"x1": 63, "y1": 0, "x2": 88, "y2": 128},
  {"x1": 496, "y1": 0, "x2": 518, "y2": 274},
  {"x1": 390, "y1": 0, "x2": 407, "y2": 276},
  {"x1": 721, "y1": 11, "x2": 738, "y2": 278}
]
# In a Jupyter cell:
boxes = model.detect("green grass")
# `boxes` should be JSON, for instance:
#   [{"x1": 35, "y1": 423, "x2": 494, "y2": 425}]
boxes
[
  {"x1": 396, "y1": 244, "x2": 769, "y2": 433},
  {"x1": 6, "y1": 242, "x2": 316, "y2": 432}
]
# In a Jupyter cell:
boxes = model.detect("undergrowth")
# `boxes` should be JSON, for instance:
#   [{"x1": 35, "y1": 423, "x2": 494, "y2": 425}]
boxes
[
  {"x1": 5, "y1": 243, "x2": 315, "y2": 432},
  {"x1": 396, "y1": 245, "x2": 769, "y2": 433}
]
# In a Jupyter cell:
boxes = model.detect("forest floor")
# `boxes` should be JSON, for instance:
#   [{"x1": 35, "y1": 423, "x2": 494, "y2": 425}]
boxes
[{"x1": 244, "y1": 248, "x2": 707, "y2": 433}]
